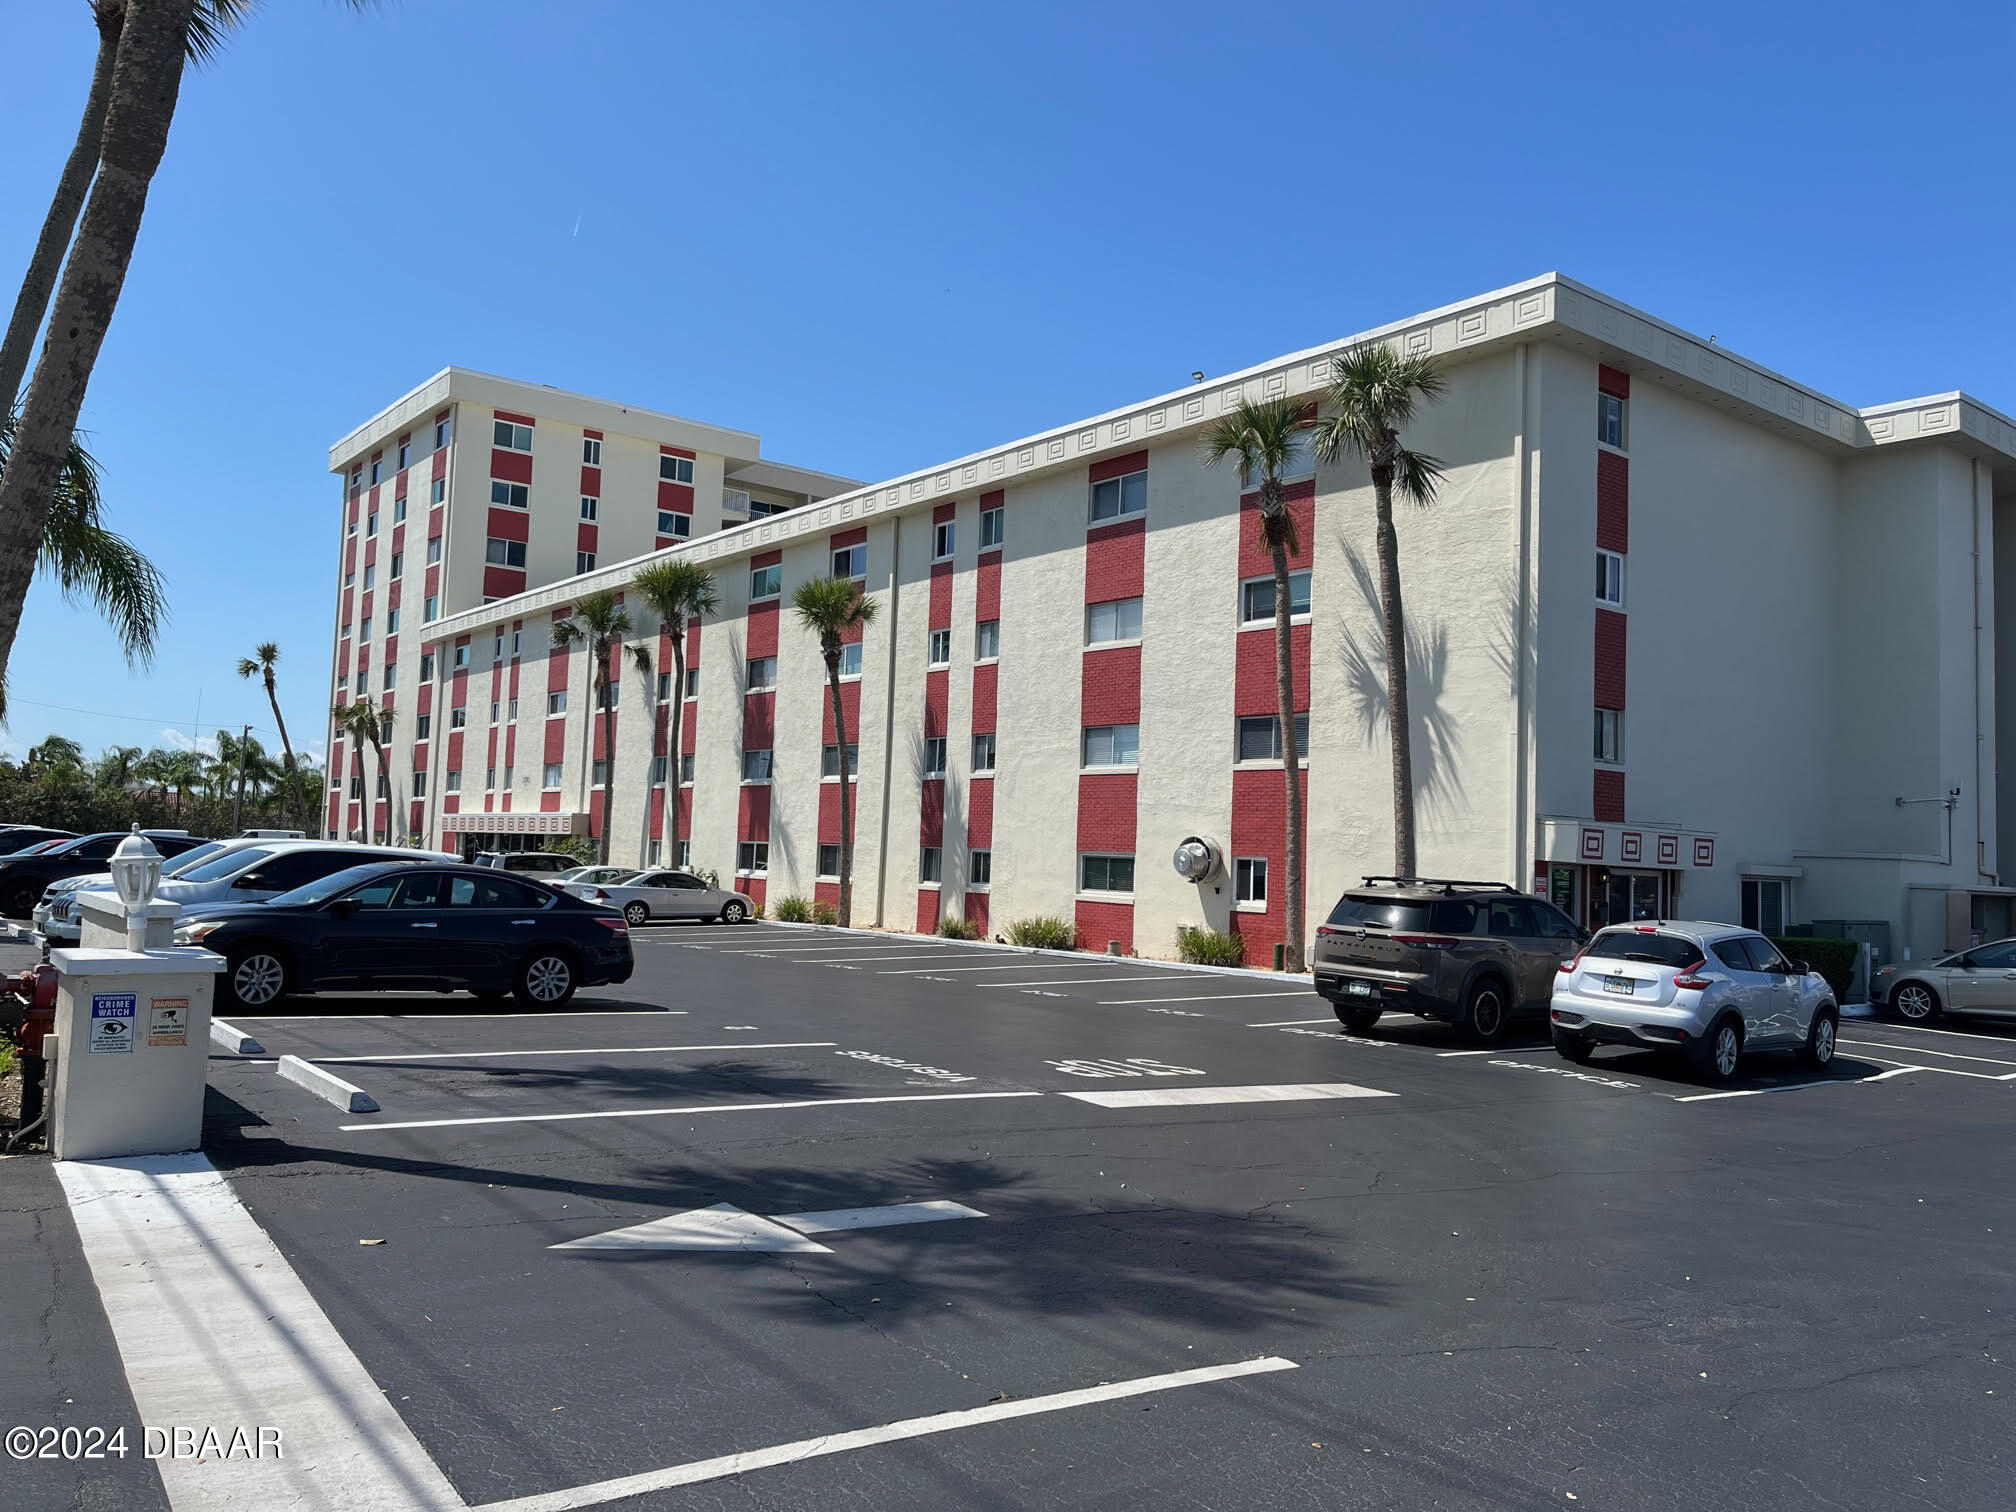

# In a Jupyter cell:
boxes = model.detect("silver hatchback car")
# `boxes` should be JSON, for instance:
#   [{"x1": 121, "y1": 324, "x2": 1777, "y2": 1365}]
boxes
[{"x1": 1549, "y1": 921, "x2": 1838, "y2": 1083}]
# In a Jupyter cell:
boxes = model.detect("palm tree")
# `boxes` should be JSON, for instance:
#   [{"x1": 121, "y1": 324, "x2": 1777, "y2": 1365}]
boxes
[
  {"x1": 331, "y1": 700, "x2": 391, "y2": 843},
  {"x1": 1308, "y1": 345, "x2": 1447, "y2": 879},
  {"x1": 553, "y1": 590, "x2": 648, "y2": 865},
  {"x1": 144, "y1": 745, "x2": 200, "y2": 816},
  {"x1": 631, "y1": 560, "x2": 718, "y2": 866},
  {"x1": 793, "y1": 576, "x2": 878, "y2": 926},
  {"x1": 237, "y1": 642, "x2": 298, "y2": 827},
  {"x1": 25, "y1": 735, "x2": 85, "y2": 780},
  {"x1": 92, "y1": 743, "x2": 144, "y2": 794},
  {"x1": 1202, "y1": 396, "x2": 1315, "y2": 972}
]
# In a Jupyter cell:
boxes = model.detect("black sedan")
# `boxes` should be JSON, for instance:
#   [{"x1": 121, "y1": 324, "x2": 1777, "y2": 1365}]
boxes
[
  {"x1": 175, "y1": 862, "x2": 635, "y2": 1011},
  {"x1": 0, "y1": 829, "x2": 206, "y2": 917}
]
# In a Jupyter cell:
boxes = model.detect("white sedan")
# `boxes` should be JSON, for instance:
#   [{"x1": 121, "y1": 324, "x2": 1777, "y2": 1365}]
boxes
[{"x1": 567, "y1": 869, "x2": 754, "y2": 926}]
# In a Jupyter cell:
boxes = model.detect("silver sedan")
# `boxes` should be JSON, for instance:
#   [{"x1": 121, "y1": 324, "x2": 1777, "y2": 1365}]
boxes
[
  {"x1": 569, "y1": 869, "x2": 754, "y2": 927},
  {"x1": 1872, "y1": 937, "x2": 2016, "y2": 1023}
]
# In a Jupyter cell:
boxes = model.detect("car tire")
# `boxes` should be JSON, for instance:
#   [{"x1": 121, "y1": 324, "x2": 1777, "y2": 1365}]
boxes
[
  {"x1": 1459, "y1": 979, "x2": 1511, "y2": 1045},
  {"x1": 1800, "y1": 1009, "x2": 1838, "y2": 1069},
  {"x1": 1, "y1": 881, "x2": 40, "y2": 919},
  {"x1": 1888, "y1": 981, "x2": 1940, "y2": 1024},
  {"x1": 225, "y1": 946, "x2": 289, "y2": 1011},
  {"x1": 514, "y1": 949, "x2": 577, "y2": 1011},
  {"x1": 720, "y1": 899, "x2": 748, "y2": 924},
  {"x1": 1332, "y1": 1003, "x2": 1381, "y2": 1035},
  {"x1": 623, "y1": 901, "x2": 649, "y2": 927},
  {"x1": 1695, "y1": 1017, "x2": 1744, "y2": 1084},
  {"x1": 1552, "y1": 1028, "x2": 1594, "y2": 1063}
]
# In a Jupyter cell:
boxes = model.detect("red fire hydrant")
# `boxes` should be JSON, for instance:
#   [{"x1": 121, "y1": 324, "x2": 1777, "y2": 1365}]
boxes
[{"x1": 1, "y1": 963, "x2": 60, "y2": 1135}]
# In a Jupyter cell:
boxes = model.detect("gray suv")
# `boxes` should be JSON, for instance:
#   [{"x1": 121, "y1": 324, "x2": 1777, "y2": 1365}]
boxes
[{"x1": 1311, "y1": 877, "x2": 1587, "y2": 1042}]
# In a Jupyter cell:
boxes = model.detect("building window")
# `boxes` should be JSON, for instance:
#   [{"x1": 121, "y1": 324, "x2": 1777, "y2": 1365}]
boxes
[
  {"x1": 385, "y1": 608, "x2": 400, "y2": 635},
  {"x1": 679, "y1": 752, "x2": 695, "y2": 784},
  {"x1": 383, "y1": 662, "x2": 397, "y2": 689},
  {"x1": 493, "y1": 419, "x2": 533, "y2": 451},
  {"x1": 838, "y1": 641, "x2": 863, "y2": 679},
  {"x1": 424, "y1": 595, "x2": 439, "y2": 622},
  {"x1": 431, "y1": 478, "x2": 446, "y2": 504},
  {"x1": 933, "y1": 520, "x2": 955, "y2": 560},
  {"x1": 346, "y1": 513, "x2": 357, "y2": 536},
  {"x1": 822, "y1": 742, "x2": 859, "y2": 779},
  {"x1": 927, "y1": 627, "x2": 951, "y2": 666},
  {"x1": 1240, "y1": 571, "x2": 1312, "y2": 625},
  {"x1": 923, "y1": 736, "x2": 947, "y2": 776},
  {"x1": 1082, "y1": 723, "x2": 1139, "y2": 768},
  {"x1": 980, "y1": 506, "x2": 1004, "y2": 551},
  {"x1": 348, "y1": 467, "x2": 362, "y2": 500},
  {"x1": 452, "y1": 644, "x2": 469, "y2": 669},
  {"x1": 390, "y1": 550, "x2": 404, "y2": 578},
  {"x1": 975, "y1": 619, "x2": 999, "y2": 660},
  {"x1": 1090, "y1": 468, "x2": 1147, "y2": 523},
  {"x1": 647, "y1": 839, "x2": 662, "y2": 866},
  {"x1": 542, "y1": 762, "x2": 564, "y2": 788},
  {"x1": 486, "y1": 766, "x2": 497, "y2": 790},
  {"x1": 742, "y1": 748, "x2": 772, "y2": 782},
  {"x1": 393, "y1": 495, "x2": 407, "y2": 524},
  {"x1": 348, "y1": 774, "x2": 362, "y2": 798},
  {"x1": 677, "y1": 840, "x2": 692, "y2": 867},
  {"x1": 548, "y1": 689, "x2": 568, "y2": 715},
  {"x1": 434, "y1": 417, "x2": 451, "y2": 450},
  {"x1": 685, "y1": 667, "x2": 700, "y2": 698},
  {"x1": 583, "y1": 437, "x2": 602, "y2": 465},
  {"x1": 577, "y1": 551, "x2": 597, "y2": 573},
  {"x1": 969, "y1": 849, "x2": 992, "y2": 887},
  {"x1": 591, "y1": 759, "x2": 608, "y2": 786},
  {"x1": 1234, "y1": 856, "x2": 1268, "y2": 907},
  {"x1": 650, "y1": 755, "x2": 668, "y2": 786},
  {"x1": 415, "y1": 711, "x2": 431, "y2": 739},
  {"x1": 397, "y1": 440, "x2": 411, "y2": 470},
  {"x1": 659, "y1": 454, "x2": 694, "y2": 484},
  {"x1": 1595, "y1": 707, "x2": 1622, "y2": 764},
  {"x1": 411, "y1": 770, "x2": 426, "y2": 796},
  {"x1": 1599, "y1": 392, "x2": 1628, "y2": 450},
  {"x1": 344, "y1": 570, "x2": 355, "y2": 590},
  {"x1": 657, "y1": 510, "x2": 692, "y2": 538},
  {"x1": 1080, "y1": 853, "x2": 1135, "y2": 894},
  {"x1": 972, "y1": 732, "x2": 996, "y2": 772},
  {"x1": 362, "y1": 564, "x2": 376, "y2": 591},
  {"x1": 450, "y1": 707, "x2": 467, "y2": 729},
  {"x1": 492, "y1": 634, "x2": 505, "y2": 662},
  {"x1": 354, "y1": 668, "x2": 368, "y2": 694},
  {"x1": 750, "y1": 564, "x2": 781, "y2": 600},
  {"x1": 367, "y1": 510, "x2": 379, "y2": 536},
  {"x1": 1085, "y1": 596, "x2": 1143, "y2": 645},
  {"x1": 920, "y1": 846, "x2": 942, "y2": 884},
  {"x1": 490, "y1": 481, "x2": 529, "y2": 510},
  {"x1": 489, "y1": 700, "x2": 501, "y2": 724},
  {"x1": 507, "y1": 697, "x2": 518, "y2": 720},
  {"x1": 832, "y1": 544, "x2": 866, "y2": 579},
  {"x1": 419, "y1": 652, "x2": 435, "y2": 681},
  {"x1": 746, "y1": 656, "x2": 777, "y2": 691},
  {"x1": 444, "y1": 769, "x2": 461, "y2": 792},
  {"x1": 426, "y1": 536, "x2": 443, "y2": 564},
  {"x1": 340, "y1": 621, "x2": 352, "y2": 641},
  {"x1": 736, "y1": 840, "x2": 769, "y2": 874},
  {"x1": 1597, "y1": 550, "x2": 1625, "y2": 607},
  {"x1": 486, "y1": 538, "x2": 527, "y2": 568},
  {"x1": 368, "y1": 459, "x2": 382, "y2": 486},
  {"x1": 580, "y1": 496, "x2": 598, "y2": 521},
  {"x1": 817, "y1": 843, "x2": 841, "y2": 878},
  {"x1": 598, "y1": 682, "x2": 619, "y2": 709},
  {"x1": 1235, "y1": 712, "x2": 1310, "y2": 763},
  {"x1": 1741, "y1": 877, "x2": 1788, "y2": 936},
  {"x1": 655, "y1": 671, "x2": 672, "y2": 703},
  {"x1": 359, "y1": 616, "x2": 373, "y2": 642}
]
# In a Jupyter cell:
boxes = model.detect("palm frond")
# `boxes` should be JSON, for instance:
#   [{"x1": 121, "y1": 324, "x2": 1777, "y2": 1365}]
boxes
[
  {"x1": 632, "y1": 559, "x2": 720, "y2": 632},
  {"x1": 1199, "y1": 396, "x2": 1309, "y2": 491},
  {"x1": 1392, "y1": 447, "x2": 1446, "y2": 507},
  {"x1": 1311, "y1": 343, "x2": 1447, "y2": 468}
]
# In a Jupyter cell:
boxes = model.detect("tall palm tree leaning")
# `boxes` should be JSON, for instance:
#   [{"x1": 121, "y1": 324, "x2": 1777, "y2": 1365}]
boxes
[
  {"x1": 793, "y1": 577, "x2": 878, "y2": 926},
  {"x1": 1202, "y1": 396, "x2": 1315, "y2": 973},
  {"x1": 631, "y1": 560, "x2": 718, "y2": 867},
  {"x1": 237, "y1": 642, "x2": 298, "y2": 828},
  {"x1": 331, "y1": 700, "x2": 391, "y2": 844},
  {"x1": 1308, "y1": 344, "x2": 1447, "y2": 879},
  {"x1": 553, "y1": 590, "x2": 648, "y2": 865}
]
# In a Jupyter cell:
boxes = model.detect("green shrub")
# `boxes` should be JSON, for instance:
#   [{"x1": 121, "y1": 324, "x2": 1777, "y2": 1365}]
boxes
[
  {"x1": 937, "y1": 915, "x2": 981, "y2": 940},
  {"x1": 772, "y1": 895, "x2": 813, "y2": 923},
  {"x1": 1007, "y1": 915, "x2": 1076, "y2": 950},
  {"x1": 1176, "y1": 925, "x2": 1246, "y2": 967},
  {"x1": 811, "y1": 901, "x2": 840, "y2": 926},
  {"x1": 1771, "y1": 936, "x2": 1858, "y2": 998}
]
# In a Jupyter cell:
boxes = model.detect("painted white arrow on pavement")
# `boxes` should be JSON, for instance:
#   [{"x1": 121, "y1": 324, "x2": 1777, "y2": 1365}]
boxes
[{"x1": 552, "y1": 1200, "x2": 986, "y2": 1254}]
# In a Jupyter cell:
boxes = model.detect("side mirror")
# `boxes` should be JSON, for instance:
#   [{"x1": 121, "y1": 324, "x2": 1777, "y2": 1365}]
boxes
[
  {"x1": 328, "y1": 897, "x2": 360, "y2": 919},
  {"x1": 1791, "y1": 959, "x2": 1810, "y2": 975}
]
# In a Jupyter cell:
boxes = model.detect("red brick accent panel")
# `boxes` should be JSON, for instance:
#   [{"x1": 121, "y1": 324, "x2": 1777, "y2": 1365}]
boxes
[
  {"x1": 1598, "y1": 364, "x2": 1631, "y2": 399},
  {"x1": 916, "y1": 891, "x2": 942, "y2": 934},
  {"x1": 744, "y1": 877, "x2": 767, "y2": 907},
  {"x1": 483, "y1": 567, "x2": 525, "y2": 599},
  {"x1": 821, "y1": 679, "x2": 862, "y2": 746},
  {"x1": 1594, "y1": 609, "x2": 1627, "y2": 708},
  {"x1": 739, "y1": 784, "x2": 771, "y2": 841},
  {"x1": 743, "y1": 691, "x2": 775, "y2": 751},
  {"x1": 1075, "y1": 899, "x2": 1133, "y2": 955},
  {"x1": 1081, "y1": 645, "x2": 1142, "y2": 725},
  {"x1": 580, "y1": 464, "x2": 601, "y2": 497},
  {"x1": 932, "y1": 502, "x2": 956, "y2": 524},
  {"x1": 1090, "y1": 451, "x2": 1149, "y2": 484},
  {"x1": 1076, "y1": 772, "x2": 1137, "y2": 852},
  {"x1": 1085, "y1": 518, "x2": 1146, "y2": 600},
  {"x1": 1229, "y1": 767, "x2": 1309, "y2": 966},
  {"x1": 660, "y1": 444, "x2": 695, "y2": 460},
  {"x1": 923, "y1": 670, "x2": 948, "y2": 739},
  {"x1": 1234, "y1": 624, "x2": 1310, "y2": 717},
  {"x1": 752, "y1": 548, "x2": 783, "y2": 568},
  {"x1": 543, "y1": 720, "x2": 566, "y2": 765},
  {"x1": 747, "y1": 602, "x2": 779, "y2": 660},
  {"x1": 920, "y1": 778, "x2": 944, "y2": 846},
  {"x1": 446, "y1": 730, "x2": 464, "y2": 773},
  {"x1": 976, "y1": 555, "x2": 1001, "y2": 621},
  {"x1": 490, "y1": 449, "x2": 532, "y2": 485},
  {"x1": 1237, "y1": 481, "x2": 1316, "y2": 577},
  {"x1": 818, "y1": 781, "x2": 857, "y2": 845},
  {"x1": 416, "y1": 683, "x2": 433, "y2": 715},
  {"x1": 1593, "y1": 768, "x2": 1625, "y2": 822},
  {"x1": 965, "y1": 892, "x2": 989, "y2": 934},
  {"x1": 929, "y1": 560, "x2": 954, "y2": 627},
  {"x1": 971, "y1": 662, "x2": 997, "y2": 732},
  {"x1": 658, "y1": 481, "x2": 694, "y2": 512},
  {"x1": 968, "y1": 776, "x2": 993, "y2": 848},
  {"x1": 485, "y1": 505, "x2": 527, "y2": 544},
  {"x1": 1597, "y1": 451, "x2": 1629, "y2": 553},
  {"x1": 577, "y1": 522, "x2": 597, "y2": 554},
  {"x1": 495, "y1": 410, "x2": 536, "y2": 427},
  {"x1": 830, "y1": 526, "x2": 868, "y2": 551},
  {"x1": 431, "y1": 448, "x2": 447, "y2": 482}
]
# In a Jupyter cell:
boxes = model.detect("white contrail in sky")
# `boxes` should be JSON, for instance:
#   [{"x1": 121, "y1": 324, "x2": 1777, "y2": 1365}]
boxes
[{"x1": 572, "y1": 210, "x2": 581, "y2": 237}]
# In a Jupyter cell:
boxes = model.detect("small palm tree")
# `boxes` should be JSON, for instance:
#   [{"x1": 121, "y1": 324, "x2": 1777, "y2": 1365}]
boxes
[
  {"x1": 1202, "y1": 395, "x2": 1314, "y2": 972},
  {"x1": 92, "y1": 742, "x2": 143, "y2": 794},
  {"x1": 1308, "y1": 344, "x2": 1447, "y2": 878},
  {"x1": 631, "y1": 560, "x2": 718, "y2": 865},
  {"x1": 331, "y1": 700, "x2": 392, "y2": 843},
  {"x1": 553, "y1": 590, "x2": 649, "y2": 865},
  {"x1": 793, "y1": 576, "x2": 878, "y2": 925},
  {"x1": 237, "y1": 641, "x2": 299, "y2": 827}
]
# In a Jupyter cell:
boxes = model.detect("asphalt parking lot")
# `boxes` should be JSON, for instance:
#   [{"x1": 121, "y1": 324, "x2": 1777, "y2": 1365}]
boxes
[{"x1": 26, "y1": 920, "x2": 2016, "y2": 1510}]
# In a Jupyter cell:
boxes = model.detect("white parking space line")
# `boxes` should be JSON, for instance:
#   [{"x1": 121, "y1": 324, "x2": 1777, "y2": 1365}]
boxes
[
  {"x1": 1096, "y1": 991, "x2": 1314, "y2": 1005},
  {"x1": 341, "y1": 1089, "x2": 1044, "y2": 1133},
  {"x1": 991, "y1": 976, "x2": 1167, "y2": 986},
  {"x1": 470, "y1": 1357, "x2": 1297, "y2": 1512},
  {"x1": 230, "y1": 1010, "x2": 681, "y2": 1021},
  {"x1": 794, "y1": 951, "x2": 993, "y2": 963},
  {"x1": 1247, "y1": 1016, "x2": 1339, "y2": 1027},
  {"x1": 1437, "y1": 1046, "x2": 1554, "y2": 1057},
  {"x1": 1839, "y1": 1036, "x2": 2016, "y2": 1068},
  {"x1": 309, "y1": 1042, "x2": 837, "y2": 1064},
  {"x1": 709, "y1": 943, "x2": 928, "y2": 955},
  {"x1": 772, "y1": 1200, "x2": 986, "y2": 1234},
  {"x1": 878, "y1": 963, "x2": 1073, "y2": 975},
  {"x1": 1673, "y1": 1065, "x2": 1926, "y2": 1101},
  {"x1": 1844, "y1": 1050, "x2": 2016, "y2": 1081},
  {"x1": 1063, "y1": 1082, "x2": 1396, "y2": 1109},
  {"x1": 1858, "y1": 1020, "x2": 2016, "y2": 1043}
]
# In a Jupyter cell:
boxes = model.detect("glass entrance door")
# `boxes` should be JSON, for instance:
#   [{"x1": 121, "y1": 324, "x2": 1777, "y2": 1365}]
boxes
[{"x1": 1588, "y1": 868, "x2": 1662, "y2": 929}]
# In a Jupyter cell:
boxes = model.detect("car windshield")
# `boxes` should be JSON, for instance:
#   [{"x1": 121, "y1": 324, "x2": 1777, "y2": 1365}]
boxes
[
  {"x1": 1584, "y1": 929, "x2": 1701, "y2": 967},
  {"x1": 175, "y1": 846, "x2": 277, "y2": 883},
  {"x1": 164, "y1": 841, "x2": 230, "y2": 876},
  {"x1": 268, "y1": 866, "x2": 398, "y2": 908},
  {"x1": 37, "y1": 834, "x2": 103, "y2": 856}
]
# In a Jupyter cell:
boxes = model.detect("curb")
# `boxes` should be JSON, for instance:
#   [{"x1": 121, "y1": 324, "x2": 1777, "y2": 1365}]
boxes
[
  {"x1": 277, "y1": 1054, "x2": 379, "y2": 1114},
  {"x1": 210, "y1": 1018, "x2": 267, "y2": 1055}
]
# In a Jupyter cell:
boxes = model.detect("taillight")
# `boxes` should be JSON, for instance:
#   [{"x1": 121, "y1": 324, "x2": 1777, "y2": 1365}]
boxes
[
  {"x1": 589, "y1": 888, "x2": 609, "y2": 900},
  {"x1": 1391, "y1": 934, "x2": 1459, "y2": 949},
  {"x1": 594, "y1": 918, "x2": 629, "y2": 936},
  {"x1": 1672, "y1": 960, "x2": 1711, "y2": 989},
  {"x1": 1557, "y1": 951, "x2": 1584, "y2": 975},
  {"x1": 1316, "y1": 925, "x2": 1341, "y2": 937}
]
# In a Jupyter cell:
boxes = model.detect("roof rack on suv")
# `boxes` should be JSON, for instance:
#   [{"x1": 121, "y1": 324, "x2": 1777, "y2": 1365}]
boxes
[{"x1": 1357, "y1": 876, "x2": 1521, "y2": 895}]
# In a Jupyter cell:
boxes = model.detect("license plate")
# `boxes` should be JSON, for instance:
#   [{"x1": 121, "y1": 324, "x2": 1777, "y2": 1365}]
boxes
[
  {"x1": 1602, "y1": 976, "x2": 1634, "y2": 996},
  {"x1": 1347, "y1": 980, "x2": 1372, "y2": 997}
]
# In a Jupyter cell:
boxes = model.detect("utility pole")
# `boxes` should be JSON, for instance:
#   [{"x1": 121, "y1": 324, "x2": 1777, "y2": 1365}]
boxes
[{"x1": 232, "y1": 723, "x2": 252, "y2": 833}]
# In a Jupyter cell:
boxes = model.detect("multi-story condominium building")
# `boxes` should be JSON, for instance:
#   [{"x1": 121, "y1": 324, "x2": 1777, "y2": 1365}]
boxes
[{"x1": 325, "y1": 275, "x2": 2016, "y2": 966}]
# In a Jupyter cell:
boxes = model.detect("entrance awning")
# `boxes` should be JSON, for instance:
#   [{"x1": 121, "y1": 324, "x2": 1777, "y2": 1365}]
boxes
[{"x1": 1539, "y1": 816, "x2": 1718, "y2": 870}]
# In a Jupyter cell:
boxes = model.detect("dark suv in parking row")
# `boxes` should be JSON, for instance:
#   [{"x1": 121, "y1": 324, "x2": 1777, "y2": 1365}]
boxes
[{"x1": 1311, "y1": 876, "x2": 1588, "y2": 1042}]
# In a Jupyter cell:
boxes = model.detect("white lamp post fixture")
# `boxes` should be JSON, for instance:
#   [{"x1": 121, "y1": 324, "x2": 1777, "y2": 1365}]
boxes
[{"x1": 108, "y1": 826, "x2": 164, "y2": 952}]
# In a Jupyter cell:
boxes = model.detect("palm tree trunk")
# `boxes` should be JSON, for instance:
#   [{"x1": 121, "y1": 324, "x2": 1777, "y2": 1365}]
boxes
[
  {"x1": 666, "y1": 630, "x2": 686, "y2": 864},
  {"x1": 828, "y1": 656, "x2": 853, "y2": 926},
  {"x1": 0, "y1": 0, "x2": 195, "y2": 684},
  {"x1": 371, "y1": 735, "x2": 389, "y2": 844},
  {"x1": 263, "y1": 669, "x2": 298, "y2": 830},
  {"x1": 1270, "y1": 534, "x2": 1306, "y2": 973},
  {"x1": 0, "y1": 6, "x2": 122, "y2": 415},
  {"x1": 597, "y1": 666, "x2": 615, "y2": 866},
  {"x1": 1372, "y1": 468, "x2": 1416, "y2": 877}
]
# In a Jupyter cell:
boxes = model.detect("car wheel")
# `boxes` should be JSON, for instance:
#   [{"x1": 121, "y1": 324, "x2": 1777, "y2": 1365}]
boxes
[
  {"x1": 1459, "y1": 979, "x2": 1510, "y2": 1045},
  {"x1": 225, "y1": 947, "x2": 288, "y2": 1010},
  {"x1": 1, "y1": 881, "x2": 40, "y2": 919},
  {"x1": 720, "y1": 899, "x2": 748, "y2": 924},
  {"x1": 1889, "y1": 981, "x2": 1940, "y2": 1024},
  {"x1": 1332, "y1": 1003, "x2": 1381, "y2": 1035},
  {"x1": 514, "y1": 949, "x2": 577, "y2": 1010},
  {"x1": 1696, "y1": 1018, "x2": 1743, "y2": 1084},
  {"x1": 1800, "y1": 1009, "x2": 1838, "y2": 1069},
  {"x1": 1552, "y1": 1028, "x2": 1594, "y2": 1063},
  {"x1": 623, "y1": 901, "x2": 649, "y2": 927}
]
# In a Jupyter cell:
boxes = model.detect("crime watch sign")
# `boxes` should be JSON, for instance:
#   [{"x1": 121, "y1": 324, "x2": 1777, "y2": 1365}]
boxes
[{"x1": 89, "y1": 993, "x2": 137, "y2": 1053}]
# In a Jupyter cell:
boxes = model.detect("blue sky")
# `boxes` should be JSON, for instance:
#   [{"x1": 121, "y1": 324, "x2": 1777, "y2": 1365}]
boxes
[{"x1": 1, "y1": 0, "x2": 2009, "y2": 767}]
